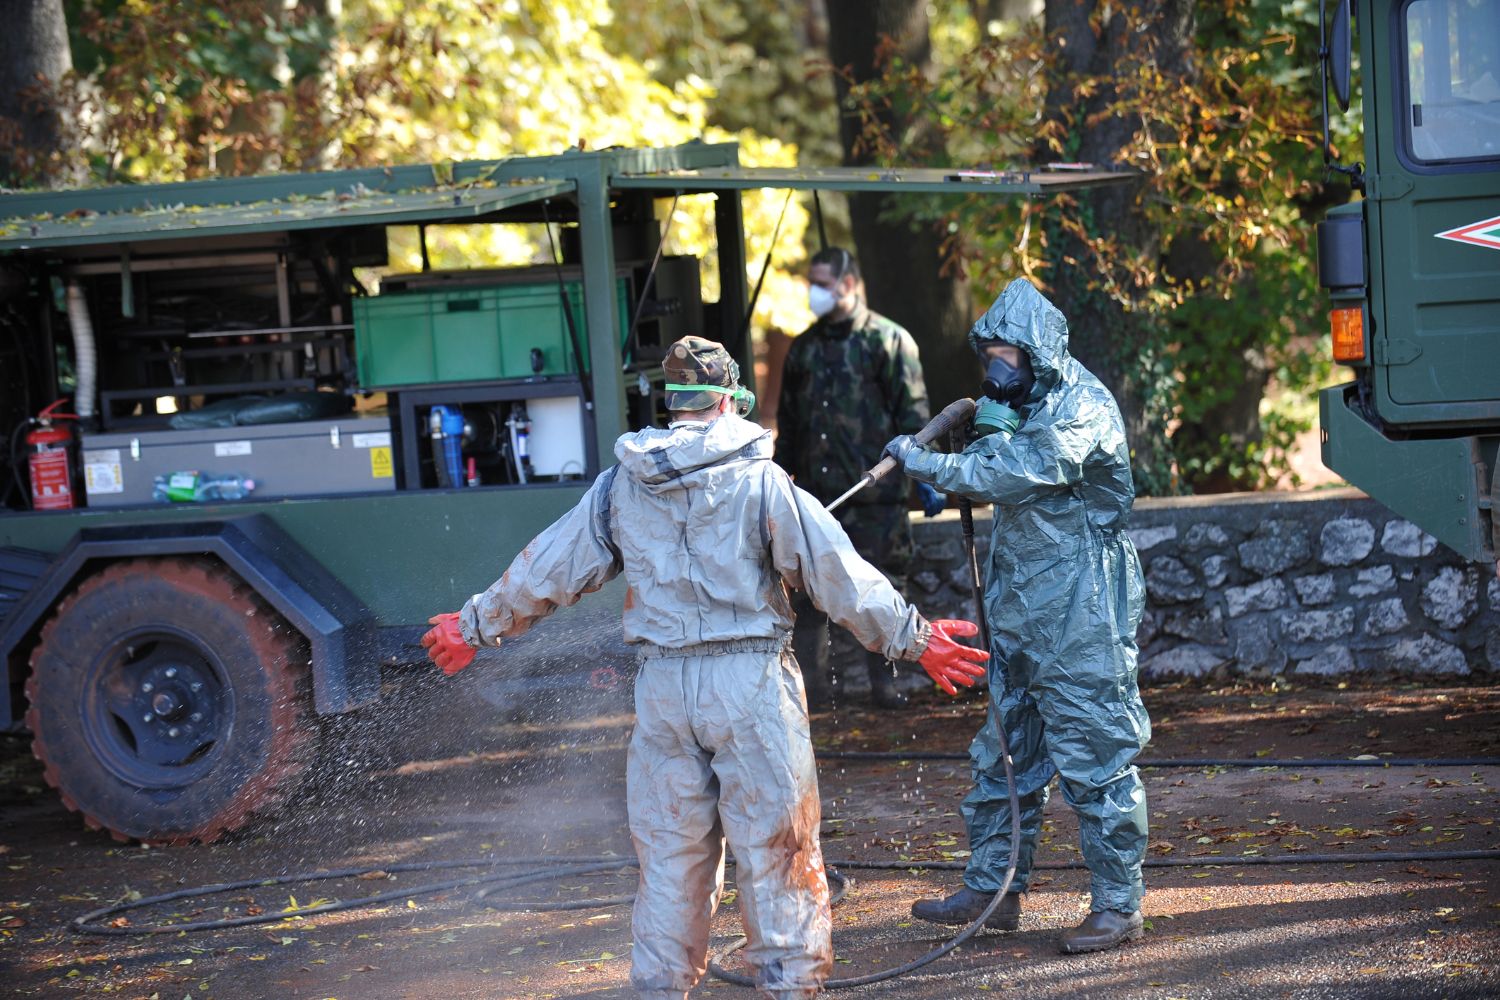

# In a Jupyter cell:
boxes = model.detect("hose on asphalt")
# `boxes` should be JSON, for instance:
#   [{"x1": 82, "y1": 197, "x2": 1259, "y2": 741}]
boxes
[
  {"x1": 72, "y1": 493, "x2": 1031, "y2": 992},
  {"x1": 65, "y1": 489, "x2": 1500, "y2": 988},
  {"x1": 820, "y1": 752, "x2": 1500, "y2": 768},
  {"x1": 70, "y1": 847, "x2": 1500, "y2": 937}
]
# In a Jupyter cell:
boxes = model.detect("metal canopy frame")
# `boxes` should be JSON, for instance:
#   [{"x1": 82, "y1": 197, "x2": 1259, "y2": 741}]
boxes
[
  {"x1": 612, "y1": 164, "x2": 1137, "y2": 197},
  {"x1": 0, "y1": 145, "x2": 1132, "y2": 475}
]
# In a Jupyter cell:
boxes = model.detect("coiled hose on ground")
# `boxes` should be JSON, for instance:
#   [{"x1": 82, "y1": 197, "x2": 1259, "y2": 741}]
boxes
[{"x1": 66, "y1": 496, "x2": 1500, "y2": 987}]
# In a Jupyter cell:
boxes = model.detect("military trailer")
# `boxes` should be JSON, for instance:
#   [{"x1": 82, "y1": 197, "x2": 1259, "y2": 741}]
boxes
[
  {"x1": 0, "y1": 142, "x2": 1126, "y2": 842},
  {"x1": 1316, "y1": 0, "x2": 1500, "y2": 568}
]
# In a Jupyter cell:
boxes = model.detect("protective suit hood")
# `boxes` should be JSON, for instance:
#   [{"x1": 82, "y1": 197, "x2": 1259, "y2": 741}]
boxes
[
  {"x1": 614, "y1": 413, "x2": 772, "y2": 491},
  {"x1": 967, "y1": 278, "x2": 1071, "y2": 401}
]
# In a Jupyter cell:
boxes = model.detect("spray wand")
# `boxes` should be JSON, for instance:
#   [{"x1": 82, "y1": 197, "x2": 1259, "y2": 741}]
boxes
[{"x1": 824, "y1": 396, "x2": 976, "y2": 513}]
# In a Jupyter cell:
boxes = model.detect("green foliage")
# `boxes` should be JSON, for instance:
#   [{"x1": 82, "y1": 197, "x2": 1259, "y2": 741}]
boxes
[
  {"x1": 598, "y1": 0, "x2": 833, "y2": 328},
  {"x1": 601, "y1": 0, "x2": 840, "y2": 165},
  {"x1": 63, "y1": 0, "x2": 340, "y2": 178},
  {"x1": 61, "y1": 0, "x2": 723, "y2": 179},
  {"x1": 840, "y1": 0, "x2": 1346, "y2": 492},
  {"x1": 43, "y1": 0, "x2": 810, "y2": 333},
  {"x1": 1169, "y1": 242, "x2": 1324, "y2": 490}
]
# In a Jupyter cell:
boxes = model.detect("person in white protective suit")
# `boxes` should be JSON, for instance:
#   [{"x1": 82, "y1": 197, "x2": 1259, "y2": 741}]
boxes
[{"x1": 421, "y1": 335, "x2": 989, "y2": 1000}]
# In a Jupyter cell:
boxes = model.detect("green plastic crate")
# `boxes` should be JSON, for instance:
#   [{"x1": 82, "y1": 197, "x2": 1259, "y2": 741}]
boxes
[{"x1": 354, "y1": 277, "x2": 627, "y2": 388}]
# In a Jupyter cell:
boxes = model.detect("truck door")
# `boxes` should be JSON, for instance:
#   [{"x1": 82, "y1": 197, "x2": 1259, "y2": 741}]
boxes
[{"x1": 1371, "y1": 0, "x2": 1500, "y2": 424}]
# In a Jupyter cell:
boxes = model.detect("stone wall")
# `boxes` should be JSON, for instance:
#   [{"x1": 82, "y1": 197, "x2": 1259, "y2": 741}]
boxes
[{"x1": 906, "y1": 488, "x2": 1499, "y2": 681}]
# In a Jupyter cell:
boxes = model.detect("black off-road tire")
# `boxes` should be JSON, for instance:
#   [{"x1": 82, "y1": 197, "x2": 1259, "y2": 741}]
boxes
[{"x1": 24, "y1": 557, "x2": 316, "y2": 844}]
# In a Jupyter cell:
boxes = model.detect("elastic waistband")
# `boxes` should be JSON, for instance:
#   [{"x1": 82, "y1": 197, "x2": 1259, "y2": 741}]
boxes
[{"x1": 635, "y1": 634, "x2": 791, "y2": 661}]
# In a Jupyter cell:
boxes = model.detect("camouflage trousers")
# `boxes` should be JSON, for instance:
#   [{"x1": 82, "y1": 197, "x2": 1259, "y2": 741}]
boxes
[{"x1": 791, "y1": 502, "x2": 914, "y2": 706}]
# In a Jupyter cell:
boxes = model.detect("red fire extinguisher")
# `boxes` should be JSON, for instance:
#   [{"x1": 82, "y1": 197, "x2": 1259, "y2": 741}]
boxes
[{"x1": 27, "y1": 399, "x2": 79, "y2": 511}]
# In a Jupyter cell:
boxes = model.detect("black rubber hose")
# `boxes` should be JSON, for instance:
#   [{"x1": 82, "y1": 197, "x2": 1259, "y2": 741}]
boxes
[
  {"x1": 70, "y1": 848, "x2": 1500, "y2": 937},
  {"x1": 852, "y1": 848, "x2": 1500, "y2": 872},
  {"x1": 820, "y1": 752, "x2": 1500, "y2": 768},
  {"x1": 7, "y1": 418, "x2": 31, "y2": 509},
  {"x1": 75, "y1": 491, "x2": 1032, "y2": 991},
  {"x1": 798, "y1": 491, "x2": 1022, "y2": 990},
  {"x1": 70, "y1": 858, "x2": 635, "y2": 936},
  {"x1": 63, "y1": 462, "x2": 1500, "y2": 989}
]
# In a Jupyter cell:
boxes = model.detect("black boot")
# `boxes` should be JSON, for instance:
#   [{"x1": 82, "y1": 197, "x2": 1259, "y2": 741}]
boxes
[
  {"x1": 910, "y1": 886, "x2": 1021, "y2": 931},
  {"x1": 867, "y1": 656, "x2": 908, "y2": 709},
  {"x1": 1059, "y1": 909, "x2": 1143, "y2": 954}
]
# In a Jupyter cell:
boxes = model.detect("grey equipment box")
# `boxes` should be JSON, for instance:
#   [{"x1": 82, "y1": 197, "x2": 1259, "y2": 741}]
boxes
[{"x1": 81, "y1": 417, "x2": 396, "y2": 507}]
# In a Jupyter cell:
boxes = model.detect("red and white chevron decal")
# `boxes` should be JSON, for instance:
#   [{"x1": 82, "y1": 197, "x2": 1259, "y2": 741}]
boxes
[{"x1": 1435, "y1": 214, "x2": 1500, "y2": 251}]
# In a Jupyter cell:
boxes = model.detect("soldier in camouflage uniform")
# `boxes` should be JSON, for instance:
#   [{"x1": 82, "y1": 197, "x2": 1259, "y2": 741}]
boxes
[{"x1": 774, "y1": 247, "x2": 937, "y2": 708}]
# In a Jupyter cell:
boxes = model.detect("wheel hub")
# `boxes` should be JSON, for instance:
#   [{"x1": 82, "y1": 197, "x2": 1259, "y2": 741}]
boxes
[
  {"x1": 150, "y1": 689, "x2": 184, "y2": 719},
  {"x1": 129, "y1": 657, "x2": 216, "y2": 750},
  {"x1": 89, "y1": 636, "x2": 230, "y2": 786}
]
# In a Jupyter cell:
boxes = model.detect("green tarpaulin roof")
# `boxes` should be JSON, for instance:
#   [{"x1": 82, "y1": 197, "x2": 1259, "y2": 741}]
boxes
[
  {"x1": 0, "y1": 178, "x2": 575, "y2": 252},
  {"x1": 613, "y1": 164, "x2": 1136, "y2": 196}
]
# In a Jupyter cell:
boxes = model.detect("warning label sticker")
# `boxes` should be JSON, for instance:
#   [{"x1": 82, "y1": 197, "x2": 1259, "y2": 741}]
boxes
[
  {"x1": 369, "y1": 446, "x2": 393, "y2": 479},
  {"x1": 82, "y1": 449, "x2": 124, "y2": 495}
]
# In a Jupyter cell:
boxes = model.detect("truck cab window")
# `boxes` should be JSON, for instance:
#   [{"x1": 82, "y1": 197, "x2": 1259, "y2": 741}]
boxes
[{"x1": 1405, "y1": 0, "x2": 1500, "y2": 163}]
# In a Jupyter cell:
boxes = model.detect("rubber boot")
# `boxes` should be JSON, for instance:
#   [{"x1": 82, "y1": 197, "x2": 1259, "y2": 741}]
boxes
[
  {"x1": 1059, "y1": 909, "x2": 1143, "y2": 954},
  {"x1": 910, "y1": 886, "x2": 1021, "y2": 931},
  {"x1": 867, "y1": 655, "x2": 908, "y2": 709}
]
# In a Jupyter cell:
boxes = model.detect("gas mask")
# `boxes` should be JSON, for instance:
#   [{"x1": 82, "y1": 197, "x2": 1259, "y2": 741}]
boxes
[
  {"x1": 975, "y1": 349, "x2": 1034, "y2": 438},
  {"x1": 808, "y1": 284, "x2": 839, "y2": 318},
  {"x1": 981, "y1": 352, "x2": 1034, "y2": 406}
]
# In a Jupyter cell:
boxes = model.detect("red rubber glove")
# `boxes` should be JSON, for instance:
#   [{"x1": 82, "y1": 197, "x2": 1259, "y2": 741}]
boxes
[
  {"x1": 422, "y1": 612, "x2": 477, "y2": 676},
  {"x1": 918, "y1": 619, "x2": 990, "y2": 695}
]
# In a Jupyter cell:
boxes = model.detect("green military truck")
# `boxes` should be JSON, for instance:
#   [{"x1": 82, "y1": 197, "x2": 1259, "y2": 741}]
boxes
[
  {"x1": 1316, "y1": 0, "x2": 1500, "y2": 569},
  {"x1": 0, "y1": 142, "x2": 1125, "y2": 842}
]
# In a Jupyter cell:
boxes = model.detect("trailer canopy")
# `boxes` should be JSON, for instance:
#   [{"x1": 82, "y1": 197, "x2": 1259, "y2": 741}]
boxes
[
  {"x1": 612, "y1": 164, "x2": 1134, "y2": 196},
  {"x1": 0, "y1": 179, "x2": 575, "y2": 252}
]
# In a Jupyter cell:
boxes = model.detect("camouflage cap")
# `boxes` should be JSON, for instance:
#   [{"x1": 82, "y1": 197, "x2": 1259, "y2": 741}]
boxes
[{"x1": 663, "y1": 335, "x2": 740, "y2": 411}]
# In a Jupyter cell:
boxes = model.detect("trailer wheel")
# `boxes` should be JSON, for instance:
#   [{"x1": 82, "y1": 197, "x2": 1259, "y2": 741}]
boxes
[{"x1": 24, "y1": 558, "x2": 316, "y2": 844}]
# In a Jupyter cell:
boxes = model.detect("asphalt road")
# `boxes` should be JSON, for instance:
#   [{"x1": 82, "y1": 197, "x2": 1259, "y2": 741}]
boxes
[{"x1": 1, "y1": 677, "x2": 1497, "y2": 999}]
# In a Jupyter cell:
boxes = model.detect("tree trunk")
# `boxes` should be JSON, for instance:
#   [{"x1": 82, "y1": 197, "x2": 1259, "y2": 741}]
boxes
[
  {"x1": 0, "y1": 0, "x2": 76, "y2": 187},
  {"x1": 300, "y1": 0, "x2": 345, "y2": 170},
  {"x1": 824, "y1": 0, "x2": 976, "y2": 415},
  {"x1": 1038, "y1": 0, "x2": 1195, "y2": 495}
]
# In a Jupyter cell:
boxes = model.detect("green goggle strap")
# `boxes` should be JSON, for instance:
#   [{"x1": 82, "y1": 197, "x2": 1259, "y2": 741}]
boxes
[{"x1": 664, "y1": 383, "x2": 756, "y2": 415}]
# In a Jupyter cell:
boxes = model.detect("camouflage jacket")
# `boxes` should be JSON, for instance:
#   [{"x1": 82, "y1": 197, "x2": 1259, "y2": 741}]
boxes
[{"x1": 774, "y1": 303, "x2": 930, "y2": 505}]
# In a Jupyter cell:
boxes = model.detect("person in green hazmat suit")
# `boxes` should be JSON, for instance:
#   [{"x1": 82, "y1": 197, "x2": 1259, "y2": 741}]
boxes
[
  {"x1": 883, "y1": 278, "x2": 1150, "y2": 954},
  {"x1": 421, "y1": 336, "x2": 990, "y2": 999}
]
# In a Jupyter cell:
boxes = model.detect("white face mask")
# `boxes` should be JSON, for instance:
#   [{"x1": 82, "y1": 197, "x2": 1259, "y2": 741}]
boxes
[{"x1": 808, "y1": 284, "x2": 839, "y2": 318}]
